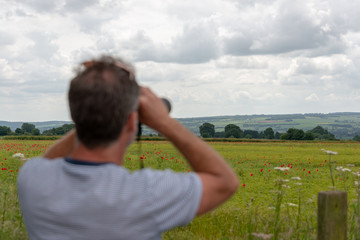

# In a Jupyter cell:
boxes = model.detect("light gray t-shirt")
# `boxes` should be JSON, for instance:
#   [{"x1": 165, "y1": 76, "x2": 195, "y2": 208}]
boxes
[{"x1": 17, "y1": 157, "x2": 202, "y2": 240}]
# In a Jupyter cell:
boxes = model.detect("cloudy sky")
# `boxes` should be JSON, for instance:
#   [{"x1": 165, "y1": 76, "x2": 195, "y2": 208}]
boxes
[{"x1": 1, "y1": 0, "x2": 359, "y2": 122}]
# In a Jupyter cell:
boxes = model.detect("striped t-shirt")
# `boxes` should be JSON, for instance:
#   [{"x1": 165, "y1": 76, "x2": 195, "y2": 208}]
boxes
[{"x1": 17, "y1": 157, "x2": 202, "y2": 240}]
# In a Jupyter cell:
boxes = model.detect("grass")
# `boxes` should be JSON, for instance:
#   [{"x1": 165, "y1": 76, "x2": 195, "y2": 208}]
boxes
[
  {"x1": 1, "y1": 139, "x2": 360, "y2": 239},
  {"x1": 0, "y1": 140, "x2": 52, "y2": 239}
]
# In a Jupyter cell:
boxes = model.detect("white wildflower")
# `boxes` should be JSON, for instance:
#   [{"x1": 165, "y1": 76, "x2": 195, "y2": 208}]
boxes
[
  {"x1": 294, "y1": 183, "x2": 303, "y2": 186},
  {"x1": 321, "y1": 149, "x2": 338, "y2": 155},
  {"x1": 336, "y1": 167, "x2": 351, "y2": 172},
  {"x1": 306, "y1": 196, "x2": 316, "y2": 204},
  {"x1": 252, "y1": 233, "x2": 273, "y2": 240},
  {"x1": 13, "y1": 153, "x2": 25, "y2": 158},
  {"x1": 347, "y1": 164, "x2": 355, "y2": 167},
  {"x1": 12, "y1": 153, "x2": 27, "y2": 161},
  {"x1": 341, "y1": 168, "x2": 352, "y2": 172},
  {"x1": 268, "y1": 207, "x2": 275, "y2": 210},
  {"x1": 274, "y1": 167, "x2": 290, "y2": 171},
  {"x1": 353, "y1": 172, "x2": 360, "y2": 177},
  {"x1": 283, "y1": 185, "x2": 291, "y2": 189},
  {"x1": 291, "y1": 177, "x2": 301, "y2": 180},
  {"x1": 287, "y1": 203, "x2": 298, "y2": 207}
]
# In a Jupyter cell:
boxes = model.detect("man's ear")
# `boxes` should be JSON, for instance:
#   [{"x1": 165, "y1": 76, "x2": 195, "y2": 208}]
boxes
[
  {"x1": 125, "y1": 111, "x2": 138, "y2": 135},
  {"x1": 122, "y1": 111, "x2": 138, "y2": 148}
]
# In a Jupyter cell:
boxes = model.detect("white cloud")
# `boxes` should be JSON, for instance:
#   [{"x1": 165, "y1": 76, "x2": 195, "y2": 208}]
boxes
[
  {"x1": 15, "y1": 0, "x2": 59, "y2": 12},
  {"x1": 350, "y1": 91, "x2": 360, "y2": 100},
  {"x1": 305, "y1": 93, "x2": 320, "y2": 101},
  {"x1": 129, "y1": 21, "x2": 220, "y2": 63},
  {"x1": 0, "y1": 0, "x2": 360, "y2": 121},
  {"x1": 63, "y1": 0, "x2": 99, "y2": 12},
  {"x1": 215, "y1": 56, "x2": 269, "y2": 69}
]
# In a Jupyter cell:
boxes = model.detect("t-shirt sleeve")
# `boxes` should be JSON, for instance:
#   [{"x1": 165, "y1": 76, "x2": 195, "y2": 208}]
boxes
[{"x1": 143, "y1": 169, "x2": 202, "y2": 232}]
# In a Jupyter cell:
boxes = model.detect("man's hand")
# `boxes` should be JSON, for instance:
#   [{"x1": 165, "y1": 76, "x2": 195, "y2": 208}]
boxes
[{"x1": 138, "y1": 87, "x2": 171, "y2": 132}]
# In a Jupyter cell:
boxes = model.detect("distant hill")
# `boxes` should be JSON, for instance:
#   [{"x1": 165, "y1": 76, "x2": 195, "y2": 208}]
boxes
[
  {"x1": 2, "y1": 112, "x2": 360, "y2": 139},
  {"x1": 171, "y1": 112, "x2": 360, "y2": 140},
  {"x1": 0, "y1": 121, "x2": 72, "y2": 133}
]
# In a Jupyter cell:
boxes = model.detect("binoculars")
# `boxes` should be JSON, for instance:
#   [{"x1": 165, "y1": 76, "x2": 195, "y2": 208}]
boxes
[{"x1": 137, "y1": 98, "x2": 171, "y2": 138}]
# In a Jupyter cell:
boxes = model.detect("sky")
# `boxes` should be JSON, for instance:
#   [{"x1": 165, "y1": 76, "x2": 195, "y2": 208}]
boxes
[{"x1": 1, "y1": 0, "x2": 360, "y2": 122}]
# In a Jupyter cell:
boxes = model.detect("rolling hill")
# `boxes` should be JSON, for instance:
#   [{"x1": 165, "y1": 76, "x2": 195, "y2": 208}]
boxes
[{"x1": 1, "y1": 112, "x2": 360, "y2": 139}]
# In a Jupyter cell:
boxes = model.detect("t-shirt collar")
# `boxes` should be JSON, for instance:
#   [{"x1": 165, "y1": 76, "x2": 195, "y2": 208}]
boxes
[{"x1": 65, "y1": 156, "x2": 110, "y2": 166}]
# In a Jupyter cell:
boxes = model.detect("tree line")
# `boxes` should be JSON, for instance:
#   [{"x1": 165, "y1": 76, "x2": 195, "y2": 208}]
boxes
[
  {"x1": 1, "y1": 121, "x2": 359, "y2": 141},
  {"x1": 199, "y1": 123, "x2": 340, "y2": 140},
  {"x1": 0, "y1": 123, "x2": 74, "y2": 136}
]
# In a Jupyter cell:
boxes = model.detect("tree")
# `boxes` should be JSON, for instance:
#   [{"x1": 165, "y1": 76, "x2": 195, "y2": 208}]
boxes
[
  {"x1": 62, "y1": 124, "x2": 75, "y2": 133},
  {"x1": 199, "y1": 122, "x2": 215, "y2": 138},
  {"x1": 259, "y1": 131, "x2": 265, "y2": 139},
  {"x1": 224, "y1": 124, "x2": 242, "y2": 138},
  {"x1": 42, "y1": 128, "x2": 56, "y2": 136},
  {"x1": 214, "y1": 131, "x2": 225, "y2": 138},
  {"x1": 311, "y1": 126, "x2": 328, "y2": 135},
  {"x1": 263, "y1": 127, "x2": 275, "y2": 139},
  {"x1": 281, "y1": 128, "x2": 305, "y2": 140},
  {"x1": 15, "y1": 128, "x2": 24, "y2": 135},
  {"x1": 243, "y1": 130, "x2": 259, "y2": 139},
  {"x1": 42, "y1": 124, "x2": 75, "y2": 136},
  {"x1": 55, "y1": 127, "x2": 65, "y2": 135},
  {"x1": 274, "y1": 132, "x2": 281, "y2": 139},
  {"x1": 32, "y1": 128, "x2": 40, "y2": 136},
  {"x1": 304, "y1": 131, "x2": 315, "y2": 140},
  {"x1": 353, "y1": 135, "x2": 360, "y2": 141},
  {"x1": 309, "y1": 126, "x2": 336, "y2": 140},
  {"x1": 0, "y1": 126, "x2": 11, "y2": 136},
  {"x1": 293, "y1": 129, "x2": 305, "y2": 140},
  {"x1": 21, "y1": 123, "x2": 35, "y2": 133}
]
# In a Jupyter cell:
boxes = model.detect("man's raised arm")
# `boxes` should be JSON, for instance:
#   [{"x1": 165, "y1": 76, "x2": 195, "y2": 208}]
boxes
[
  {"x1": 43, "y1": 129, "x2": 76, "y2": 159},
  {"x1": 138, "y1": 87, "x2": 239, "y2": 216}
]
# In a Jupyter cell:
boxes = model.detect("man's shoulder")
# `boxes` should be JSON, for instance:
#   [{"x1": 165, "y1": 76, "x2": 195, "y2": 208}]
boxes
[
  {"x1": 132, "y1": 168, "x2": 198, "y2": 180},
  {"x1": 18, "y1": 157, "x2": 62, "y2": 178},
  {"x1": 21, "y1": 156, "x2": 61, "y2": 168}
]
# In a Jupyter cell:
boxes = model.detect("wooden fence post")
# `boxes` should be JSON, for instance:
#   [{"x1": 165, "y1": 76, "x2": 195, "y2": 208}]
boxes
[{"x1": 317, "y1": 191, "x2": 347, "y2": 240}]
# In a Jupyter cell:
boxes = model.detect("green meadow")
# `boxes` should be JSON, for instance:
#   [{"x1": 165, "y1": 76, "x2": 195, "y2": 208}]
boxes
[{"x1": 1, "y1": 139, "x2": 360, "y2": 239}]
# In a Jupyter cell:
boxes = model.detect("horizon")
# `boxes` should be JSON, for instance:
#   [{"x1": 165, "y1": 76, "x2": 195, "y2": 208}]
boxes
[{"x1": 2, "y1": 111, "x2": 360, "y2": 123}]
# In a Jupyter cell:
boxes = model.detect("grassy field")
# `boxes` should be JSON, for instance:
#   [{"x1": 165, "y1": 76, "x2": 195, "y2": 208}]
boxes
[{"x1": 1, "y1": 139, "x2": 360, "y2": 239}]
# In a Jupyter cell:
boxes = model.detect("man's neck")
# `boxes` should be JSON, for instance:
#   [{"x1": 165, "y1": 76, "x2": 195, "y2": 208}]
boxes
[
  {"x1": 68, "y1": 140, "x2": 126, "y2": 166},
  {"x1": 66, "y1": 116, "x2": 136, "y2": 165}
]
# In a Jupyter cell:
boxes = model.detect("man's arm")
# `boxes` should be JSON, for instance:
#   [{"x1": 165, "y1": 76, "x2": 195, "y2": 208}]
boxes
[
  {"x1": 43, "y1": 129, "x2": 76, "y2": 159},
  {"x1": 138, "y1": 87, "x2": 239, "y2": 216}
]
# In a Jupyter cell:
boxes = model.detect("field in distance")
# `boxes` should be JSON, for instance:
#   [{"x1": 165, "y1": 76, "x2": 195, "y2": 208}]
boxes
[
  {"x1": 174, "y1": 112, "x2": 360, "y2": 140},
  {"x1": 1, "y1": 112, "x2": 360, "y2": 139}
]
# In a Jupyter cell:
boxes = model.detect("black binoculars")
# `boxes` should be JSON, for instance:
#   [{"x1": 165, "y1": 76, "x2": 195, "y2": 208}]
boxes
[{"x1": 137, "y1": 98, "x2": 171, "y2": 138}]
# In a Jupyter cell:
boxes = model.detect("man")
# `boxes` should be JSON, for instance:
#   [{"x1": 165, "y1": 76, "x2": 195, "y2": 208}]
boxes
[{"x1": 17, "y1": 56, "x2": 239, "y2": 240}]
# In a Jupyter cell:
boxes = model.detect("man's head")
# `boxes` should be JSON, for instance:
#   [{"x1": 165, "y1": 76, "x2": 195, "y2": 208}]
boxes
[{"x1": 68, "y1": 56, "x2": 140, "y2": 149}]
